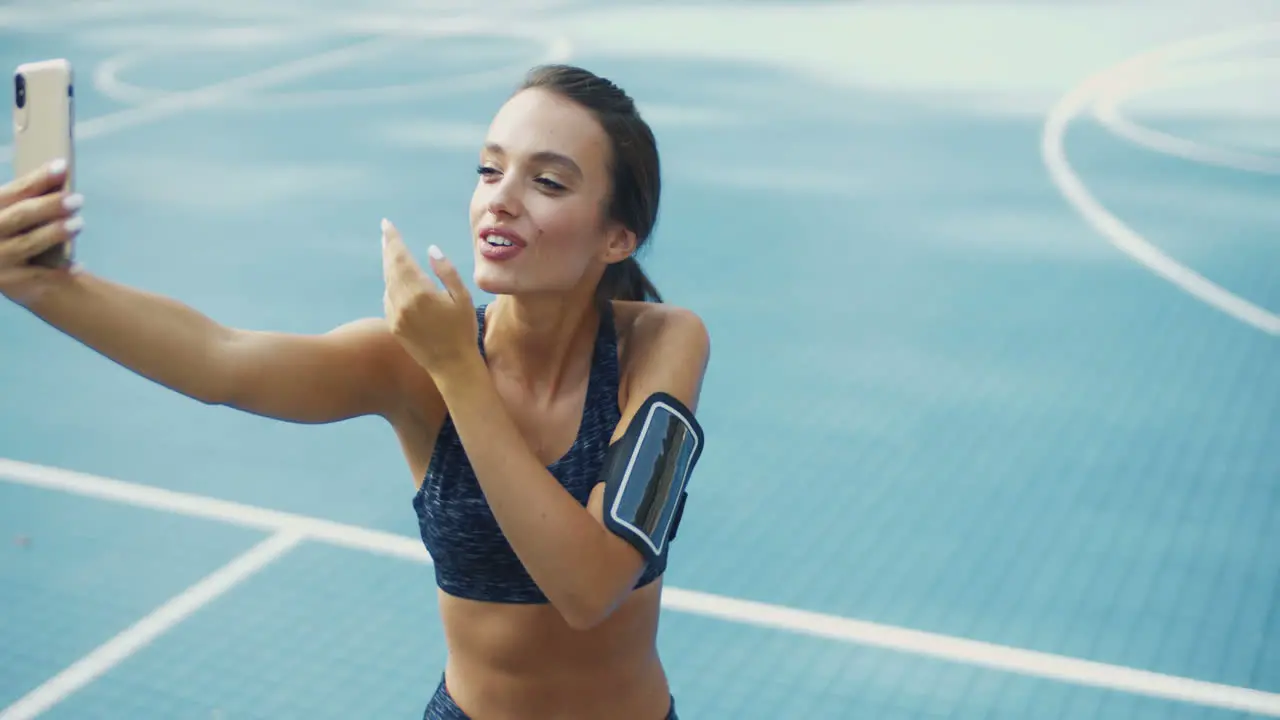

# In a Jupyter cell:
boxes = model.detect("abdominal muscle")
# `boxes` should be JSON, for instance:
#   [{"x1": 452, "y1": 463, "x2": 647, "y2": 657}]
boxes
[{"x1": 437, "y1": 579, "x2": 672, "y2": 720}]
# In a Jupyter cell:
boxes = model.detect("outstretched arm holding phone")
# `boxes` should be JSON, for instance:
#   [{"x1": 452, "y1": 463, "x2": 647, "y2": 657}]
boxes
[{"x1": 0, "y1": 161, "x2": 418, "y2": 426}]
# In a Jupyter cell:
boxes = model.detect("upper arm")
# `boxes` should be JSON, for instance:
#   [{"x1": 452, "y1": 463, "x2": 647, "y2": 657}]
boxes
[
  {"x1": 615, "y1": 305, "x2": 711, "y2": 427},
  {"x1": 586, "y1": 304, "x2": 711, "y2": 531},
  {"x1": 216, "y1": 317, "x2": 418, "y2": 425}
]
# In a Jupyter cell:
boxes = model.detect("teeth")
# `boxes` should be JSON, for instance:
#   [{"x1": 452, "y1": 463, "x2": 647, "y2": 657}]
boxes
[{"x1": 487, "y1": 236, "x2": 513, "y2": 246}]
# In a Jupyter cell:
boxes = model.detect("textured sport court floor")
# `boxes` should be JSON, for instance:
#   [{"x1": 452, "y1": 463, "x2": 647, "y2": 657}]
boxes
[{"x1": 2, "y1": 1, "x2": 1279, "y2": 718}]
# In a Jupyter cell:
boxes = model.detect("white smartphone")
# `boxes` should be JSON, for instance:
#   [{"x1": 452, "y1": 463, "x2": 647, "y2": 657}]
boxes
[{"x1": 12, "y1": 58, "x2": 75, "y2": 268}]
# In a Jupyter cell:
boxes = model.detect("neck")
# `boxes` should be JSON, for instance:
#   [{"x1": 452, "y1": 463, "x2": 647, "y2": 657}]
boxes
[{"x1": 485, "y1": 287, "x2": 603, "y2": 398}]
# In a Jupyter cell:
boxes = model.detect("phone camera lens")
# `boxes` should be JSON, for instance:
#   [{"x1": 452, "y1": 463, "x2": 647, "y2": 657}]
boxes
[{"x1": 14, "y1": 74, "x2": 25, "y2": 109}]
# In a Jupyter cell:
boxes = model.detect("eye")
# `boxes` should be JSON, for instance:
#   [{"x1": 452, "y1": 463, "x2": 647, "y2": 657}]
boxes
[
  {"x1": 535, "y1": 177, "x2": 566, "y2": 191},
  {"x1": 476, "y1": 165, "x2": 501, "y2": 180}
]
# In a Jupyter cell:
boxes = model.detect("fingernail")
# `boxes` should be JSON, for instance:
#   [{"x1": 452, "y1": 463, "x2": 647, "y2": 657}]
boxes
[
  {"x1": 64, "y1": 216, "x2": 84, "y2": 233},
  {"x1": 63, "y1": 194, "x2": 84, "y2": 212},
  {"x1": 428, "y1": 245, "x2": 444, "y2": 260},
  {"x1": 48, "y1": 158, "x2": 67, "y2": 176},
  {"x1": 381, "y1": 218, "x2": 391, "y2": 233}
]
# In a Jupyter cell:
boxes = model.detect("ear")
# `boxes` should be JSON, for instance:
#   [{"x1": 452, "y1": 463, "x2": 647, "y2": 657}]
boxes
[{"x1": 601, "y1": 224, "x2": 637, "y2": 265}]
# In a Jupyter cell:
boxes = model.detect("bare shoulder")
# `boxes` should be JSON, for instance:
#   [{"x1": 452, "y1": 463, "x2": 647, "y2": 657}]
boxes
[
  {"x1": 611, "y1": 301, "x2": 710, "y2": 350},
  {"x1": 610, "y1": 301, "x2": 711, "y2": 414}
]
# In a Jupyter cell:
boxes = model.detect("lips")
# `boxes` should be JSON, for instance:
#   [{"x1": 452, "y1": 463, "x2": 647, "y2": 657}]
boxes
[{"x1": 478, "y1": 227, "x2": 526, "y2": 262}]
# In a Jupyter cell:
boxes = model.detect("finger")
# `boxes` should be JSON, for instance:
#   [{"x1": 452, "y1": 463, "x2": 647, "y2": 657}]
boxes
[
  {"x1": 0, "y1": 159, "x2": 71, "y2": 209},
  {"x1": 380, "y1": 218, "x2": 398, "y2": 280},
  {"x1": 382, "y1": 218, "x2": 439, "y2": 297},
  {"x1": 379, "y1": 219, "x2": 420, "y2": 316},
  {"x1": 0, "y1": 190, "x2": 82, "y2": 240},
  {"x1": 381, "y1": 218, "x2": 413, "y2": 281},
  {"x1": 383, "y1": 219, "x2": 427, "y2": 275},
  {"x1": 427, "y1": 245, "x2": 470, "y2": 303},
  {"x1": 380, "y1": 219, "x2": 408, "y2": 306},
  {"x1": 0, "y1": 216, "x2": 83, "y2": 269}
]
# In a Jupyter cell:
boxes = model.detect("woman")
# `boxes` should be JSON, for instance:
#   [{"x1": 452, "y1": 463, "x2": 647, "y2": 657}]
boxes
[{"x1": 0, "y1": 65, "x2": 710, "y2": 720}]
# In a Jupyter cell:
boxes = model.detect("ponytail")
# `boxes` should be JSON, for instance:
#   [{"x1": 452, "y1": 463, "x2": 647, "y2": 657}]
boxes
[{"x1": 598, "y1": 256, "x2": 662, "y2": 303}]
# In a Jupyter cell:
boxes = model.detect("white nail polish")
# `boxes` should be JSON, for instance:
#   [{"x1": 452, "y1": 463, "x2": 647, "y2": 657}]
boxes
[
  {"x1": 63, "y1": 194, "x2": 84, "y2": 211},
  {"x1": 428, "y1": 245, "x2": 444, "y2": 260},
  {"x1": 64, "y1": 216, "x2": 84, "y2": 233},
  {"x1": 48, "y1": 158, "x2": 67, "y2": 176},
  {"x1": 381, "y1": 218, "x2": 391, "y2": 232}
]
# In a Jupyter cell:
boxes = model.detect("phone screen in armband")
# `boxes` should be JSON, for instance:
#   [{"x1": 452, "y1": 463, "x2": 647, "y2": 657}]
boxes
[{"x1": 604, "y1": 393, "x2": 704, "y2": 560}]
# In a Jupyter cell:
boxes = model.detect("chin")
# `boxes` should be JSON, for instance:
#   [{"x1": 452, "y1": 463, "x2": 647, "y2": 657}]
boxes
[{"x1": 473, "y1": 264, "x2": 519, "y2": 296}]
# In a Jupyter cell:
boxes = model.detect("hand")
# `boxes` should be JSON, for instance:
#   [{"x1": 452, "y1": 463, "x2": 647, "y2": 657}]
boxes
[
  {"x1": 381, "y1": 218, "x2": 479, "y2": 377},
  {"x1": 0, "y1": 160, "x2": 84, "y2": 306}
]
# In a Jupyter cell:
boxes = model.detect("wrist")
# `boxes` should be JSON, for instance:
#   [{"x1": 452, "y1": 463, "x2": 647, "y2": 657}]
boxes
[
  {"x1": 430, "y1": 349, "x2": 488, "y2": 400},
  {"x1": 21, "y1": 264, "x2": 87, "y2": 313}
]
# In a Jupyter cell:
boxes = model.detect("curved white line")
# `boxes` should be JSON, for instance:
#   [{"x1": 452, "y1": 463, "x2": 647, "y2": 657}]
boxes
[
  {"x1": 1093, "y1": 58, "x2": 1280, "y2": 175},
  {"x1": 1042, "y1": 24, "x2": 1280, "y2": 336},
  {"x1": 91, "y1": 20, "x2": 572, "y2": 111},
  {"x1": 89, "y1": 26, "x2": 337, "y2": 105},
  {"x1": 0, "y1": 39, "x2": 397, "y2": 166}
]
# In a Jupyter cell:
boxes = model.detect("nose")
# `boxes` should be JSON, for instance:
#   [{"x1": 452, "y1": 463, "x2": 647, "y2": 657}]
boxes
[{"x1": 486, "y1": 176, "x2": 522, "y2": 219}]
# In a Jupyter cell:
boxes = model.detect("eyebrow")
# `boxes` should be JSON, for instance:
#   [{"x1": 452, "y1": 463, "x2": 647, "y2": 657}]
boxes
[{"x1": 483, "y1": 142, "x2": 582, "y2": 179}]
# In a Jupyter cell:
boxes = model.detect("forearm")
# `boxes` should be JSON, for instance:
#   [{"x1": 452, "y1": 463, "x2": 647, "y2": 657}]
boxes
[
  {"x1": 24, "y1": 271, "x2": 234, "y2": 403},
  {"x1": 434, "y1": 354, "x2": 639, "y2": 626}
]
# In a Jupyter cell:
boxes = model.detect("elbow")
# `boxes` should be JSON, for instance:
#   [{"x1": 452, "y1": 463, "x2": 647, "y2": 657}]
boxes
[
  {"x1": 166, "y1": 368, "x2": 234, "y2": 409},
  {"x1": 555, "y1": 578, "x2": 631, "y2": 631},
  {"x1": 191, "y1": 374, "x2": 234, "y2": 409},
  {"x1": 562, "y1": 611, "x2": 601, "y2": 632},
  {"x1": 556, "y1": 539, "x2": 651, "y2": 630},
  {"x1": 559, "y1": 596, "x2": 615, "y2": 632},
  {"x1": 199, "y1": 329, "x2": 249, "y2": 408},
  {"x1": 176, "y1": 380, "x2": 232, "y2": 408},
  {"x1": 198, "y1": 390, "x2": 233, "y2": 408},
  {"x1": 546, "y1": 522, "x2": 650, "y2": 630}
]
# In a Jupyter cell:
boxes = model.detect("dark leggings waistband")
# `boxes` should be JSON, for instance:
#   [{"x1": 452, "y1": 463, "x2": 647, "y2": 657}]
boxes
[
  {"x1": 422, "y1": 674, "x2": 469, "y2": 720},
  {"x1": 423, "y1": 674, "x2": 678, "y2": 719}
]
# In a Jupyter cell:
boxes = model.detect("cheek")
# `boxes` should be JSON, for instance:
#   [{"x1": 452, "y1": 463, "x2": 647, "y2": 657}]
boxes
[
  {"x1": 469, "y1": 184, "x2": 488, "y2": 228},
  {"x1": 529, "y1": 203, "x2": 601, "y2": 261}
]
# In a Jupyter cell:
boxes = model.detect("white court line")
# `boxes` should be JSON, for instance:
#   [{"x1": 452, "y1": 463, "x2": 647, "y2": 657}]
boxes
[
  {"x1": 90, "y1": 20, "x2": 573, "y2": 110},
  {"x1": 2, "y1": 11, "x2": 572, "y2": 158},
  {"x1": 1042, "y1": 23, "x2": 1280, "y2": 336},
  {"x1": 1, "y1": 10, "x2": 1277, "y2": 714},
  {"x1": 0, "y1": 40, "x2": 398, "y2": 712},
  {"x1": 1093, "y1": 58, "x2": 1280, "y2": 175},
  {"x1": 0, "y1": 530, "x2": 303, "y2": 720},
  {"x1": 0, "y1": 36, "x2": 399, "y2": 164},
  {"x1": 4, "y1": 458, "x2": 1280, "y2": 716},
  {"x1": 0, "y1": 459, "x2": 430, "y2": 563}
]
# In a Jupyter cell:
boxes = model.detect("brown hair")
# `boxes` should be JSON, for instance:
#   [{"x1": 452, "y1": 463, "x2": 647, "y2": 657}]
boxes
[{"x1": 518, "y1": 64, "x2": 663, "y2": 303}]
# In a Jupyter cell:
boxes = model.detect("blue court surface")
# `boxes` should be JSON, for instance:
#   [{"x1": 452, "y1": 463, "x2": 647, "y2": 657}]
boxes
[{"x1": 2, "y1": 1, "x2": 1279, "y2": 718}]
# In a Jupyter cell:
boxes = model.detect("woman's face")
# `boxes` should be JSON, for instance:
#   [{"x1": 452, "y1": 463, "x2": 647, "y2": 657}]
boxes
[{"x1": 469, "y1": 87, "x2": 629, "y2": 296}]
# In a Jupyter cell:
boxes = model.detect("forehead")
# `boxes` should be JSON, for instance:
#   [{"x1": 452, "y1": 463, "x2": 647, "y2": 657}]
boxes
[{"x1": 486, "y1": 88, "x2": 608, "y2": 163}]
